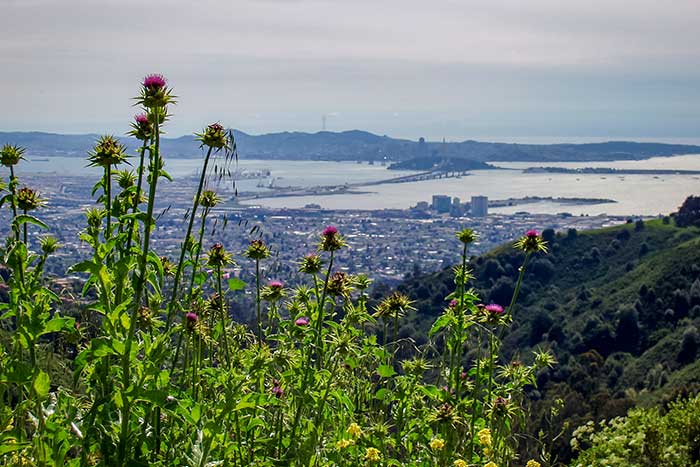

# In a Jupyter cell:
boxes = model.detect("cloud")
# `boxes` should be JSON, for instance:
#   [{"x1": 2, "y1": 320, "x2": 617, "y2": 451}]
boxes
[{"x1": 1, "y1": 0, "x2": 699, "y2": 138}]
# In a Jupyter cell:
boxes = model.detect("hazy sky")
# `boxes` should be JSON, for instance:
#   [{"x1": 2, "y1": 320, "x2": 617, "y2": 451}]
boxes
[{"x1": 1, "y1": 0, "x2": 699, "y2": 141}]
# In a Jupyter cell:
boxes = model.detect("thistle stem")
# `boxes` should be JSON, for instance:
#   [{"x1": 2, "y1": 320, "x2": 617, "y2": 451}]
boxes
[
  {"x1": 487, "y1": 328, "x2": 495, "y2": 404},
  {"x1": 105, "y1": 165, "x2": 111, "y2": 241},
  {"x1": 497, "y1": 253, "x2": 530, "y2": 343},
  {"x1": 124, "y1": 140, "x2": 150, "y2": 256},
  {"x1": 119, "y1": 110, "x2": 162, "y2": 464},
  {"x1": 9, "y1": 165, "x2": 19, "y2": 242},
  {"x1": 187, "y1": 207, "x2": 210, "y2": 297},
  {"x1": 166, "y1": 145, "x2": 214, "y2": 327},
  {"x1": 22, "y1": 208, "x2": 28, "y2": 247},
  {"x1": 216, "y1": 264, "x2": 231, "y2": 368},
  {"x1": 313, "y1": 251, "x2": 334, "y2": 368},
  {"x1": 256, "y1": 259, "x2": 262, "y2": 344},
  {"x1": 467, "y1": 326, "x2": 484, "y2": 458},
  {"x1": 456, "y1": 241, "x2": 468, "y2": 397}
]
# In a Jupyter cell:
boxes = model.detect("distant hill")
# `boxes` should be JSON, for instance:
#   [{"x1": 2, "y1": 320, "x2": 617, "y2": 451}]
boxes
[
  {"x1": 387, "y1": 156, "x2": 495, "y2": 171},
  {"x1": 1, "y1": 130, "x2": 700, "y2": 162},
  {"x1": 391, "y1": 214, "x2": 700, "y2": 463}
]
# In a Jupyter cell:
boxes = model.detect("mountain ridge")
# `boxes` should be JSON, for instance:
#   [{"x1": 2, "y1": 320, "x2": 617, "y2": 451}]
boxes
[{"x1": 2, "y1": 130, "x2": 699, "y2": 162}]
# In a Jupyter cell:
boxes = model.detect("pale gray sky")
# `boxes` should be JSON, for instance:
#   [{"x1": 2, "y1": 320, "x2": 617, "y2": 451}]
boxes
[{"x1": 1, "y1": 0, "x2": 699, "y2": 140}]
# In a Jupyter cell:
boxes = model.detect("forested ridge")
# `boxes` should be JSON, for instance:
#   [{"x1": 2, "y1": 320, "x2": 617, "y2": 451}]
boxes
[{"x1": 394, "y1": 213, "x2": 700, "y2": 462}]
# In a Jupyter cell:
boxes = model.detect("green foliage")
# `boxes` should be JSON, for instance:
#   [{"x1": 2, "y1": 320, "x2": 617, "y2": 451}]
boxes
[
  {"x1": 0, "y1": 78, "x2": 551, "y2": 467},
  {"x1": 570, "y1": 394, "x2": 700, "y2": 467},
  {"x1": 675, "y1": 195, "x2": 700, "y2": 227},
  {"x1": 397, "y1": 213, "x2": 700, "y2": 463}
]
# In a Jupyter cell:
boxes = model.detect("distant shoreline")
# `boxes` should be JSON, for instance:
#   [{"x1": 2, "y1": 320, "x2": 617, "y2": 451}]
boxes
[
  {"x1": 3, "y1": 130, "x2": 700, "y2": 164},
  {"x1": 523, "y1": 166, "x2": 700, "y2": 175}
]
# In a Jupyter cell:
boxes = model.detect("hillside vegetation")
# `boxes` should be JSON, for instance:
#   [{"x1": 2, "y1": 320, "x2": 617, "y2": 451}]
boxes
[{"x1": 396, "y1": 216, "x2": 700, "y2": 462}]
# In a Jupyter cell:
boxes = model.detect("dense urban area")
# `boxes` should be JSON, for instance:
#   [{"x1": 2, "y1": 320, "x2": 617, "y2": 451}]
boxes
[{"x1": 0, "y1": 171, "x2": 630, "y2": 288}]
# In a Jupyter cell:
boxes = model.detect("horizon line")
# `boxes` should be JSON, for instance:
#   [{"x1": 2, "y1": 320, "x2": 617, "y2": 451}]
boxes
[{"x1": 3, "y1": 129, "x2": 700, "y2": 147}]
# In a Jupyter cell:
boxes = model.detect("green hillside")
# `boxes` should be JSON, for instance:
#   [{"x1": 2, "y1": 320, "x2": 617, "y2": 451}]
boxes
[{"x1": 394, "y1": 217, "x2": 700, "y2": 463}]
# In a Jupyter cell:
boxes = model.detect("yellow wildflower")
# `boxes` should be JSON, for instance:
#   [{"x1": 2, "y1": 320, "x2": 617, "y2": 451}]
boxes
[
  {"x1": 484, "y1": 462, "x2": 499, "y2": 467},
  {"x1": 454, "y1": 460, "x2": 469, "y2": 467},
  {"x1": 336, "y1": 439, "x2": 354, "y2": 449},
  {"x1": 347, "y1": 422, "x2": 363, "y2": 438},
  {"x1": 364, "y1": 447, "x2": 381, "y2": 462},
  {"x1": 483, "y1": 447, "x2": 492, "y2": 457},
  {"x1": 478, "y1": 428, "x2": 492, "y2": 446},
  {"x1": 429, "y1": 437, "x2": 445, "y2": 450},
  {"x1": 526, "y1": 461, "x2": 541, "y2": 467}
]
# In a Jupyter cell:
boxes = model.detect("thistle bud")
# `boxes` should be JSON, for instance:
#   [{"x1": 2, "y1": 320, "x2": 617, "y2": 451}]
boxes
[
  {"x1": 129, "y1": 113, "x2": 153, "y2": 141},
  {"x1": 139, "y1": 74, "x2": 174, "y2": 108},
  {"x1": 319, "y1": 225, "x2": 345, "y2": 252},
  {"x1": 262, "y1": 280, "x2": 285, "y2": 302},
  {"x1": 298, "y1": 253, "x2": 322, "y2": 274},
  {"x1": 196, "y1": 123, "x2": 229, "y2": 150},
  {"x1": 185, "y1": 312, "x2": 198, "y2": 331},
  {"x1": 373, "y1": 291, "x2": 415, "y2": 319},
  {"x1": 0, "y1": 144, "x2": 25, "y2": 167},
  {"x1": 40, "y1": 236, "x2": 60, "y2": 254},
  {"x1": 85, "y1": 208, "x2": 104, "y2": 230},
  {"x1": 352, "y1": 273, "x2": 373, "y2": 291},
  {"x1": 456, "y1": 228, "x2": 477, "y2": 244},
  {"x1": 515, "y1": 229, "x2": 549, "y2": 254},
  {"x1": 327, "y1": 271, "x2": 351, "y2": 297},
  {"x1": 88, "y1": 135, "x2": 128, "y2": 168},
  {"x1": 200, "y1": 190, "x2": 220, "y2": 208},
  {"x1": 116, "y1": 170, "x2": 136, "y2": 189},
  {"x1": 16, "y1": 187, "x2": 45, "y2": 211},
  {"x1": 161, "y1": 256, "x2": 175, "y2": 276},
  {"x1": 207, "y1": 242, "x2": 233, "y2": 267},
  {"x1": 244, "y1": 239, "x2": 271, "y2": 260},
  {"x1": 295, "y1": 316, "x2": 310, "y2": 326},
  {"x1": 271, "y1": 380, "x2": 284, "y2": 398}
]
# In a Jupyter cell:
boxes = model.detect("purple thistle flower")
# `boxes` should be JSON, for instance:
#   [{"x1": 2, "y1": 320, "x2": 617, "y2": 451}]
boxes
[
  {"x1": 485, "y1": 304, "x2": 504, "y2": 314},
  {"x1": 449, "y1": 299, "x2": 458, "y2": 308},
  {"x1": 185, "y1": 312, "x2": 198, "y2": 331},
  {"x1": 208, "y1": 123, "x2": 224, "y2": 132},
  {"x1": 295, "y1": 316, "x2": 310, "y2": 326},
  {"x1": 271, "y1": 381, "x2": 284, "y2": 398},
  {"x1": 526, "y1": 229, "x2": 539, "y2": 238},
  {"x1": 135, "y1": 113, "x2": 149, "y2": 124},
  {"x1": 222, "y1": 272, "x2": 231, "y2": 280},
  {"x1": 143, "y1": 74, "x2": 166, "y2": 89},
  {"x1": 268, "y1": 280, "x2": 284, "y2": 289},
  {"x1": 322, "y1": 225, "x2": 338, "y2": 236}
]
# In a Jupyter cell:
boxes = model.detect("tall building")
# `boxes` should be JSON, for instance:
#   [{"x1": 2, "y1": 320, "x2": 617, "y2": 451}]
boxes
[
  {"x1": 432, "y1": 195, "x2": 452, "y2": 213},
  {"x1": 471, "y1": 196, "x2": 488, "y2": 217}
]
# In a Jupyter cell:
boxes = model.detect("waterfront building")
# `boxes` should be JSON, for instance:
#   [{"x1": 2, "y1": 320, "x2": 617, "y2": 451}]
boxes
[
  {"x1": 432, "y1": 195, "x2": 452, "y2": 213},
  {"x1": 471, "y1": 195, "x2": 488, "y2": 217}
]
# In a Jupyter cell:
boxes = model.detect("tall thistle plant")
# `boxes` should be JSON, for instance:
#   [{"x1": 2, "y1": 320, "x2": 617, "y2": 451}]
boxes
[
  {"x1": 0, "y1": 144, "x2": 74, "y2": 466},
  {"x1": 0, "y1": 75, "x2": 555, "y2": 467},
  {"x1": 123, "y1": 113, "x2": 153, "y2": 256},
  {"x1": 0, "y1": 144, "x2": 25, "y2": 241},
  {"x1": 115, "y1": 74, "x2": 175, "y2": 463},
  {"x1": 166, "y1": 123, "x2": 232, "y2": 327}
]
